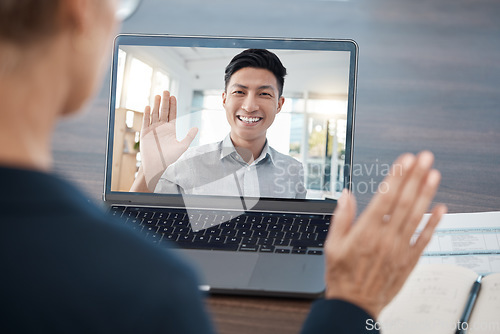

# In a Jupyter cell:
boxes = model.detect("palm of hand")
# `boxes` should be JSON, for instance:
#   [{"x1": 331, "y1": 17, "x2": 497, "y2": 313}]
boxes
[{"x1": 139, "y1": 91, "x2": 198, "y2": 190}]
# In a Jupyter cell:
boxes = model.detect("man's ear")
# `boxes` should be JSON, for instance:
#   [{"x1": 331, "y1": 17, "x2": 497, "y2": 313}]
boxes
[
  {"x1": 222, "y1": 91, "x2": 227, "y2": 106},
  {"x1": 276, "y1": 96, "x2": 285, "y2": 114}
]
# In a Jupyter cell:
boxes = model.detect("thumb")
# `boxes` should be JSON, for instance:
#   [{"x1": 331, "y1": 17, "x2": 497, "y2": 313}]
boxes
[
  {"x1": 179, "y1": 127, "x2": 198, "y2": 148},
  {"x1": 329, "y1": 189, "x2": 356, "y2": 241}
]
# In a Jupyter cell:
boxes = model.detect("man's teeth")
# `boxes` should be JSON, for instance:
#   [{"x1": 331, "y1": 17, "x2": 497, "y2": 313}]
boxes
[{"x1": 238, "y1": 116, "x2": 261, "y2": 123}]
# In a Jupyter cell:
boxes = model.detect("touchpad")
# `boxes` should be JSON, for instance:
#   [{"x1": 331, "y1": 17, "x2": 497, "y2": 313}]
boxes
[
  {"x1": 181, "y1": 250, "x2": 259, "y2": 289},
  {"x1": 249, "y1": 254, "x2": 324, "y2": 294}
]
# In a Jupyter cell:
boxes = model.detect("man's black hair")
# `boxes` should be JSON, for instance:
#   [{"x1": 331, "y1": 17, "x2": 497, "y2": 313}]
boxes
[{"x1": 224, "y1": 49, "x2": 287, "y2": 97}]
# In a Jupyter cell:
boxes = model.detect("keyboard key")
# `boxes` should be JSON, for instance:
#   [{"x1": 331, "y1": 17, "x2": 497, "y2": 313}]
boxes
[
  {"x1": 259, "y1": 245, "x2": 275, "y2": 253},
  {"x1": 176, "y1": 242, "x2": 210, "y2": 250},
  {"x1": 124, "y1": 210, "x2": 139, "y2": 218},
  {"x1": 138, "y1": 211, "x2": 154, "y2": 219},
  {"x1": 257, "y1": 238, "x2": 273, "y2": 246},
  {"x1": 220, "y1": 222, "x2": 235, "y2": 229},
  {"x1": 143, "y1": 219, "x2": 157, "y2": 227},
  {"x1": 306, "y1": 233, "x2": 319, "y2": 241},
  {"x1": 163, "y1": 234, "x2": 179, "y2": 242},
  {"x1": 155, "y1": 212, "x2": 169, "y2": 220},
  {"x1": 220, "y1": 229, "x2": 237, "y2": 237},
  {"x1": 317, "y1": 232, "x2": 328, "y2": 242},
  {"x1": 275, "y1": 248, "x2": 291, "y2": 254},
  {"x1": 283, "y1": 231, "x2": 299, "y2": 239},
  {"x1": 189, "y1": 221, "x2": 205, "y2": 232},
  {"x1": 231, "y1": 215, "x2": 247, "y2": 223},
  {"x1": 262, "y1": 216, "x2": 278, "y2": 224},
  {"x1": 145, "y1": 233, "x2": 161, "y2": 244},
  {"x1": 193, "y1": 235, "x2": 209, "y2": 243},
  {"x1": 284, "y1": 224, "x2": 300, "y2": 232},
  {"x1": 299, "y1": 225, "x2": 316, "y2": 233},
  {"x1": 210, "y1": 243, "x2": 239, "y2": 251},
  {"x1": 241, "y1": 237, "x2": 257, "y2": 245},
  {"x1": 239, "y1": 244, "x2": 258, "y2": 252},
  {"x1": 143, "y1": 226, "x2": 158, "y2": 234},
  {"x1": 267, "y1": 224, "x2": 282, "y2": 231},
  {"x1": 110, "y1": 206, "x2": 125, "y2": 217},
  {"x1": 156, "y1": 219, "x2": 173, "y2": 227},
  {"x1": 274, "y1": 239, "x2": 290, "y2": 247},
  {"x1": 188, "y1": 213, "x2": 201, "y2": 222},
  {"x1": 278, "y1": 217, "x2": 294, "y2": 224},
  {"x1": 292, "y1": 249, "x2": 307, "y2": 254},
  {"x1": 307, "y1": 250, "x2": 323, "y2": 255},
  {"x1": 205, "y1": 228, "x2": 220, "y2": 236},
  {"x1": 170, "y1": 212, "x2": 186, "y2": 220},
  {"x1": 309, "y1": 218, "x2": 329, "y2": 226},
  {"x1": 247, "y1": 216, "x2": 262, "y2": 224},
  {"x1": 129, "y1": 218, "x2": 141, "y2": 225},
  {"x1": 253, "y1": 223, "x2": 267, "y2": 231},
  {"x1": 226, "y1": 236, "x2": 242, "y2": 244},
  {"x1": 290, "y1": 240, "x2": 319, "y2": 248},
  {"x1": 179, "y1": 235, "x2": 194, "y2": 242},
  {"x1": 237, "y1": 229, "x2": 253, "y2": 237},
  {"x1": 295, "y1": 218, "x2": 310, "y2": 225},
  {"x1": 201, "y1": 214, "x2": 217, "y2": 224},
  {"x1": 316, "y1": 226, "x2": 329, "y2": 234},
  {"x1": 174, "y1": 227, "x2": 189, "y2": 235},
  {"x1": 172, "y1": 220, "x2": 189, "y2": 227},
  {"x1": 254, "y1": 230, "x2": 269, "y2": 238},
  {"x1": 157, "y1": 226, "x2": 173, "y2": 234},
  {"x1": 268, "y1": 231, "x2": 284, "y2": 239},
  {"x1": 210, "y1": 236, "x2": 225, "y2": 243},
  {"x1": 130, "y1": 224, "x2": 142, "y2": 232},
  {"x1": 235, "y1": 222, "x2": 251, "y2": 229}
]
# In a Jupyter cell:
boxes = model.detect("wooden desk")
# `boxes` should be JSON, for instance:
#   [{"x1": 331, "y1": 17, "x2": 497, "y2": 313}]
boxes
[{"x1": 52, "y1": 1, "x2": 500, "y2": 332}]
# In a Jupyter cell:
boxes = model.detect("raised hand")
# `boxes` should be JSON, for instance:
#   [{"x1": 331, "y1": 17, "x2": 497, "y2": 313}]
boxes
[
  {"x1": 140, "y1": 90, "x2": 198, "y2": 191},
  {"x1": 324, "y1": 151, "x2": 447, "y2": 318}
]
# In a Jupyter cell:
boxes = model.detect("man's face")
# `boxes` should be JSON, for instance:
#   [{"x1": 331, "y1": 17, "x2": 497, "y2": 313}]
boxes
[{"x1": 223, "y1": 67, "x2": 285, "y2": 146}]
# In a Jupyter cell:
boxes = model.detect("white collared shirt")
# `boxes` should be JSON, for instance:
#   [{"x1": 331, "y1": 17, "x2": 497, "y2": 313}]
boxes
[{"x1": 154, "y1": 134, "x2": 306, "y2": 199}]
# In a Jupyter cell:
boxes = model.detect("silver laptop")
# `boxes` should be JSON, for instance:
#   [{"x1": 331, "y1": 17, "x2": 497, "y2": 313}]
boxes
[{"x1": 104, "y1": 35, "x2": 358, "y2": 297}]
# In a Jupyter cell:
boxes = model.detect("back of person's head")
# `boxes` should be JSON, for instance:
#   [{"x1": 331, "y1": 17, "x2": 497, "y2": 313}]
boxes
[
  {"x1": 224, "y1": 49, "x2": 287, "y2": 97},
  {"x1": 0, "y1": 0, "x2": 62, "y2": 46}
]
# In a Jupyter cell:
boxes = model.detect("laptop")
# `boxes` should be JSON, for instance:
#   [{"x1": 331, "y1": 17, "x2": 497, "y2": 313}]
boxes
[{"x1": 104, "y1": 34, "x2": 358, "y2": 297}]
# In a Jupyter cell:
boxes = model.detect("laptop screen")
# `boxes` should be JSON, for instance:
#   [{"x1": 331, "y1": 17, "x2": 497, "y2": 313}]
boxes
[{"x1": 105, "y1": 35, "x2": 357, "y2": 213}]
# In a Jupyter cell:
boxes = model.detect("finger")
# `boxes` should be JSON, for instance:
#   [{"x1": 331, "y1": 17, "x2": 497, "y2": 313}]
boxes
[
  {"x1": 361, "y1": 153, "x2": 416, "y2": 222},
  {"x1": 161, "y1": 90, "x2": 170, "y2": 122},
  {"x1": 327, "y1": 190, "x2": 356, "y2": 244},
  {"x1": 142, "y1": 106, "x2": 151, "y2": 131},
  {"x1": 386, "y1": 151, "x2": 435, "y2": 232},
  {"x1": 152, "y1": 95, "x2": 161, "y2": 124},
  {"x1": 411, "y1": 204, "x2": 447, "y2": 261},
  {"x1": 169, "y1": 95, "x2": 177, "y2": 123},
  {"x1": 401, "y1": 169, "x2": 441, "y2": 242},
  {"x1": 179, "y1": 127, "x2": 198, "y2": 149}
]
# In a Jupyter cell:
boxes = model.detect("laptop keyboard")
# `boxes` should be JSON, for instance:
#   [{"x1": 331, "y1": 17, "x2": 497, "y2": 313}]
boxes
[{"x1": 110, "y1": 206, "x2": 332, "y2": 255}]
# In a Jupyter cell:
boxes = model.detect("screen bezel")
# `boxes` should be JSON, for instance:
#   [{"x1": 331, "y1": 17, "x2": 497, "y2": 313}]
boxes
[{"x1": 104, "y1": 34, "x2": 358, "y2": 214}]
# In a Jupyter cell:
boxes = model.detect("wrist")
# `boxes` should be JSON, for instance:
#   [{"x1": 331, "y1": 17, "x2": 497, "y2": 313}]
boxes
[{"x1": 325, "y1": 289, "x2": 382, "y2": 319}]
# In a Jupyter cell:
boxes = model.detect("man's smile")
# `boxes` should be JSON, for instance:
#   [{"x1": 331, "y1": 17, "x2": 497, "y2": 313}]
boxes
[{"x1": 237, "y1": 115, "x2": 263, "y2": 124}]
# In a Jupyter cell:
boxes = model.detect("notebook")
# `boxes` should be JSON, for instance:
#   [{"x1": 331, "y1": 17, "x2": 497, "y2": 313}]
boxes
[
  {"x1": 378, "y1": 264, "x2": 500, "y2": 334},
  {"x1": 104, "y1": 34, "x2": 358, "y2": 297}
]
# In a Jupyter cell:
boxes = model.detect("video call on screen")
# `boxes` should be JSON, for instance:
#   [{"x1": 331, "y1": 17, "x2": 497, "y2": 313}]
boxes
[{"x1": 111, "y1": 45, "x2": 351, "y2": 201}]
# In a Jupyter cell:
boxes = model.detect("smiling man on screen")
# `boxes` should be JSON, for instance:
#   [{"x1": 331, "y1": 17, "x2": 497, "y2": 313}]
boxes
[{"x1": 133, "y1": 49, "x2": 306, "y2": 199}]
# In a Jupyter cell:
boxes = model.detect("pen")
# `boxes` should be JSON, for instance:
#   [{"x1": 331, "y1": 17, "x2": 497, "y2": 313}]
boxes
[{"x1": 455, "y1": 275, "x2": 483, "y2": 334}]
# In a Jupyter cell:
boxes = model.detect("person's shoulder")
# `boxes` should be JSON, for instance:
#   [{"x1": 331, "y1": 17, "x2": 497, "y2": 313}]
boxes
[{"x1": 268, "y1": 146, "x2": 303, "y2": 167}]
